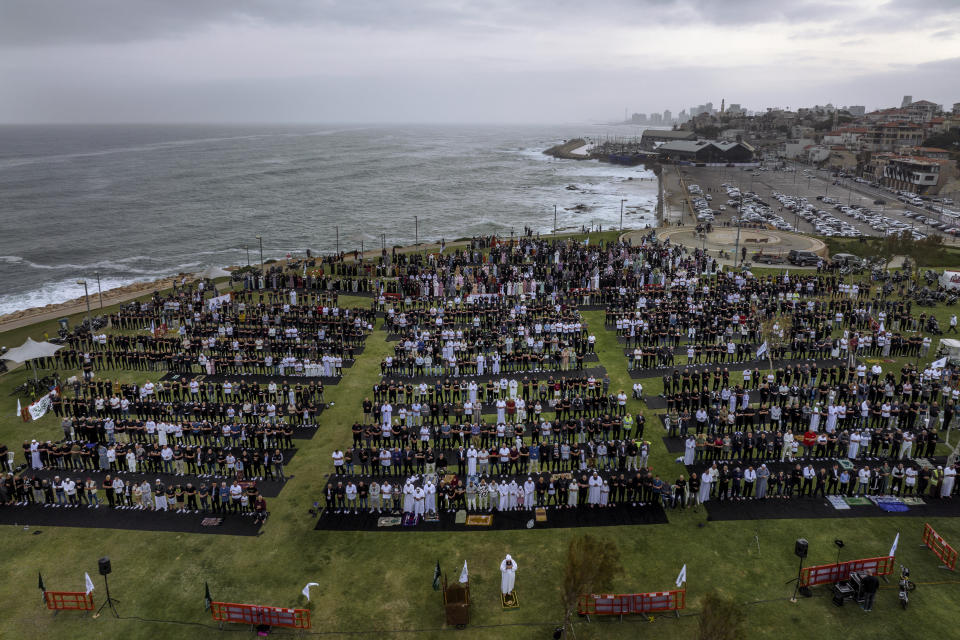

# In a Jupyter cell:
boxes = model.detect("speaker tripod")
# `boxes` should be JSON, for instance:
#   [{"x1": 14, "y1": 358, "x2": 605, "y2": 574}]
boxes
[{"x1": 93, "y1": 572, "x2": 120, "y2": 619}]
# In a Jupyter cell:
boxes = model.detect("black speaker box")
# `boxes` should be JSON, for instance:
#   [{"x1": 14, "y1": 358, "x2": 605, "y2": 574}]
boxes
[
  {"x1": 98, "y1": 556, "x2": 112, "y2": 576},
  {"x1": 795, "y1": 538, "x2": 808, "y2": 559}
]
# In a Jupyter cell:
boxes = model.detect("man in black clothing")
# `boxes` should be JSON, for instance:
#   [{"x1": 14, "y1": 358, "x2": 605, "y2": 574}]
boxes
[{"x1": 861, "y1": 573, "x2": 879, "y2": 611}]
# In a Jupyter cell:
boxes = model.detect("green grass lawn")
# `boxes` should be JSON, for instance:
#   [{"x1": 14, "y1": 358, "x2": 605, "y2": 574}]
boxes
[{"x1": 2, "y1": 274, "x2": 960, "y2": 639}]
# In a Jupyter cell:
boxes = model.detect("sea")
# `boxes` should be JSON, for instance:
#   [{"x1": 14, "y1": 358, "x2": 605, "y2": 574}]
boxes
[{"x1": 0, "y1": 124, "x2": 657, "y2": 316}]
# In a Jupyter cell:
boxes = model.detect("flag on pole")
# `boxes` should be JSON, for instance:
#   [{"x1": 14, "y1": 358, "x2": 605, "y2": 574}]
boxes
[
  {"x1": 39, "y1": 571, "x2": 46, "y2": 603},
  {"x1": 432, "y1": 560, "x2": 442, "y2": 591},
  {"x1": 756, "y1": 341, "x2": 768, "y2": 359},
  {"x1": 675, "y1": 564, "x2": 687, "y2": 588},
  {"x1": 932, "y1": 357, "x2": 948, "y2": 369},
  {"x1": 204, "y1": 582, "x2": 213, "y2": 611},
  {"x1": 85, "y1": 572, "x2": 95, "y2": 595},
  {"x1": 459, "y1": 561, "x2": 468, "y2": 584},
  {"x1": 149, "y1": 319, "x2": 156, "y2": 336},
  {"x1": 889, "y1": 532, "x2": 900, "y2": 558},
  {"x1": 16, "y1": 398, "x2": 22, "y2": 417},
  {"x1": 302, "y1": 582, "x2": 319, "y2": 601}
]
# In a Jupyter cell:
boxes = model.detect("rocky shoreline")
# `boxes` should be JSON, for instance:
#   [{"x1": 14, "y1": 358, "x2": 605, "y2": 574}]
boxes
[{"x1": 0, "y1": 275, "x2": 190, "y2": 333}]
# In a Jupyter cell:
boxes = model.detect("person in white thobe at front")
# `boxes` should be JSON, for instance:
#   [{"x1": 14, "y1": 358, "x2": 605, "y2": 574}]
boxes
[
  {"x1": 508, "y1": 480, "x2": 519, "y2": 510},
  {"x1": 500, "y1": 555, "x2": 517, "y2": 595},
  {"x1": 425, "y1": 480, "x2": 437, "y2": 513},
  {"x1": 467, "y1": 446, "x2": 478, "y2": 477},
  {"x1": 588, "y1": 472, "x2": 602, "y2": 506},
  {"x1": 683, "y1": 436, "x2": 696, "y2": 465},
  {"x1": 498, "y1": 482, "x2": 510, "y2": 511},
  {"x1": 413, "y1": 486, "x2": 426, "y2": 518},
  {"x1": 523, "y1": 477, "x2": 535, "y2": 510},
  {"x1": 403, "y1": 481, "x2": 415, "y2": 514},
  {"x1": 941, "y1": 465, "x2": 956, "y2": 498}
]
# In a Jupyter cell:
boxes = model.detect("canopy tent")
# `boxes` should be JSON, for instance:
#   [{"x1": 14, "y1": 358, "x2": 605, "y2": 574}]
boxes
[
  {"x1": 1, "y1": 337, "x2": 63, "y2": 363},
  {"x1": 1, "y1": 337, "x2": 63, "y2": 382},
  {"x1": 196, "y1": 265, "x2": 231, "y2": 280}
]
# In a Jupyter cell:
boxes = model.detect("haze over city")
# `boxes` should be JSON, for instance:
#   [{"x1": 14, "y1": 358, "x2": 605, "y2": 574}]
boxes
[{"x1": 2, "y1": 0, "x2": 959, "y2": 123}]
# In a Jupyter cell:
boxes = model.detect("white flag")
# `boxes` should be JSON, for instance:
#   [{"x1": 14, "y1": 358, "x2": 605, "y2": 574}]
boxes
[
  {"x1": 889, "y1": 532, "x2": 900, "y2": 558},
  {"x1": 756, "y1": 341, "x2": 768, "y2": 359},
  {"x1": 932, "y1": 357, "x2": 948, "y2": 369},
  {"x1": 675, "y1": 564, "x2": 687, "y2": 588},
  {"x1": 150, "y1": 319, "x2": 156, "y2": 335},
  {"x1": 85, "y1": 572, "x2": 95, "y2": 595},
  {"x1": 459, "y1": 561, "x2": 468, "y2": 584},
  {"x1": 16, "y1": 398, "x2": 21, "y2": 417},
  {"x1": 302, "y1": 582, "x2": 319, "y2": 601}
]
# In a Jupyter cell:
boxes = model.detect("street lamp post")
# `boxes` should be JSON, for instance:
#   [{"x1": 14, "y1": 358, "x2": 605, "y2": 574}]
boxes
[
  {"x1": 620, "y1": 198, "x2": 626, "y2": 231},
  {"x1": 256, "y1": 235, "x2": 264, "y2": 271},
  {"x1": 554, "y1": 204, "x2": 557, "y2": 234},
  {"x1": 246, "y1": 245, "x2": 250, "y2": 267},
  {"x1": 76, "y1": 280, "x2": 91, "y2": 329},
  {"x1": 415, "y1": 216, "x2": 419, "y2": 246},
  {"x1": 95, "y1": 272, "x2": 104, "y2": 309},
  {"x1": 336, "y1": 225, "x2": 340, "y2": 255}
]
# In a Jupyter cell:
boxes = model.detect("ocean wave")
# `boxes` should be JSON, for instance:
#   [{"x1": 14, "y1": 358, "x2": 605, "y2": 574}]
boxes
[
  {"x1": 0, "y1": 128, "x2": 374, "y2": 171},
  {"x1": 0, "y1": 256, "x2": 159, "y2": 274},
  {"x1": 0, "y1": 275, "x2": 150, "y2": 318}
]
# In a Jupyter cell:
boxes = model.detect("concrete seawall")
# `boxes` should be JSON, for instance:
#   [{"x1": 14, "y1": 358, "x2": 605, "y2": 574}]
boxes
[{"x1": 543, "y1": 138, "x2": 588, "y2": 160}]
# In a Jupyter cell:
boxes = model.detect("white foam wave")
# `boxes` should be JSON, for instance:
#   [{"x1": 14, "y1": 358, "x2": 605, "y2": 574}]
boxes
[
  {"x1": 0, "y1": 275, "x2": 150, "y2": 317},
  {"x1": 0, "y1": 256, "x2": 159, "y2": 274}
]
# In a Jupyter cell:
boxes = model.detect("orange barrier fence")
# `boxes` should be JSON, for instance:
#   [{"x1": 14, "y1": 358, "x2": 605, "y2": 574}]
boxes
[
  {"x1": 44, "y1": 591, "x2": 94, "y2": 611},
  {"x1": 799, "y1": 555, "x2": 895, "y2": 588},
  {"x1": 922, "y1": 523, "x2": 958, "y2": 570},
  {"x1": 577, "y1": 589, "x2": 686, "y2": 618},
  {"x1": 210, "y1": 601, "x2": 311, "y2": 629}
]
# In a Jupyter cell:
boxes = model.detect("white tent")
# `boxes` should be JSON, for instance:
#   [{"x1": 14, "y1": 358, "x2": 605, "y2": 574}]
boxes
[
  {"x1": 196, "y1": 265, "x2": 231, "y2": 280},
  {"x1": 1, "y1": 337, "x2": 63, "y2": 363},
  {"x1": 1, "y1": 337, "x2": 63, "y2": 382}
]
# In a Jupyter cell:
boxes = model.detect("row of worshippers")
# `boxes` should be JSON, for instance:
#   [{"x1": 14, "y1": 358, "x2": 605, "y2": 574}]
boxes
[
  {"x1": 351, "y1": 413, "x2": 643, "y2": 451},
  {"x1": 369, "y1": 375, "x2": 613, "y2": 407},
  {"x1": 1, "y1": 473, "x2": 268, "y2": 523},
  {"x1": 57, "y1": 416, "x2": 298, "y2": 449},
  {"x1": 65, "y1": 376, "x2": 327, "y2": 407},
  {"x1": 674, "y1": 424, "x2": 940, "y2": 465},
  {"x1": 323, "y1": 469, "x2": 696, "y2": 515},
  {"x1": 689, "y1": 460, "x2": 959, "y2": 502},
  {"x1": 330, "y1": 438, "x2": 655, "y2": 478},
  {"x1": 25, "y1": 439, "x2": 287, "y2": 481}
]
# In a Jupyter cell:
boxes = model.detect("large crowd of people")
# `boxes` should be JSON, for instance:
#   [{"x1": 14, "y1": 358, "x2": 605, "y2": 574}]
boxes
[{"x1": 6, "y1": 232, "x2": 960, "y2": 533}]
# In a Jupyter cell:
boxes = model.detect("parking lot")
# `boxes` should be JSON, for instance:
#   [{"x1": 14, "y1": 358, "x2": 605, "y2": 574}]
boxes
[{"x1": 677, "y1": 165, "x2": 959, "y2": 242}]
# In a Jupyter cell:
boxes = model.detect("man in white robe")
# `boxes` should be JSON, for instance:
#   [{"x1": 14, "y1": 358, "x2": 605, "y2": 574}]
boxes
[
  {"x1": 941, "y1": 465, "x2": 956, "y2": 498},
  {"x1": 498, "y1": 481, "x2": 510, "y2": 511},
  {"x1": 467, "y1": 446, "x2": 478, "y2": 477},
  {"x1": 425, "y1": 480, "x2": 437, "y2": 513},
  {"x1": 523, "y1": 477, "x2": 535, "y2": 510},
  {"x1": 508, "y1": 480, "x2": 519, "y2": 510},
  {"x1": 413, "y1": 486, "x2": 426, "y2": 517},
  {"x1": 500, "y1": 555, "x2": 517, "y2": 596},
  {"x1": 588, "y1": 472, "x2": 603, "y2": 506},
  {"x1": 683, "y1": 436, "x2": 696, "y2": 465},
  {"x1": 402, "y1": 481, "x2": 415, "y2": 514}
]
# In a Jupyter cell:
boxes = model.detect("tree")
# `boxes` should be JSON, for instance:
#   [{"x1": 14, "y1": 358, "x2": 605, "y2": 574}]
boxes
[
  {"x1": 696, "y1": 591, "x2": 745, "y2": 640},
  {"x1": 560, "y1": 534, "x2": 622, "y2": 637}
]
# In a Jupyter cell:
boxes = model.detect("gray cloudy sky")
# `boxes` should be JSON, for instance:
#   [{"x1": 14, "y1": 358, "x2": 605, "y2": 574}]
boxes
[{"x1": 1, "y1": 0, "x2": 958, "y2": 123}]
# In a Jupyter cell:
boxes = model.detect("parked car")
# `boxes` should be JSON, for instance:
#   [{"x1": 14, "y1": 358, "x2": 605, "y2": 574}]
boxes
[
  {"x1": 788, "y1": 249, "x2": 820, "y2": 266},
  {"x1": 753, "y1": 252, "x2": 786, "y2": 264},
  {"x1": 830, "y1": 253, "x2": 865, "y2": 268}
]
